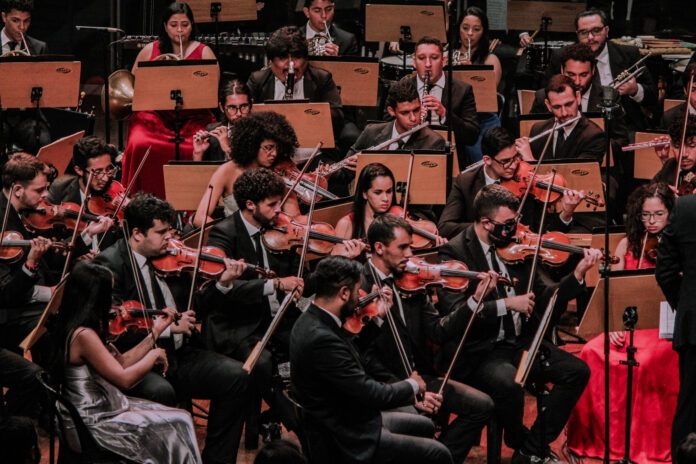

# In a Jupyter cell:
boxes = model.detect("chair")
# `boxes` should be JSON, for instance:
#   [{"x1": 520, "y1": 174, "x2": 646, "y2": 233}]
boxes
[
  {"x1": 281, "y1": 389, "x2": 337, "y2": 464},
  {"x1": 36, "y1": 371, "x2": 134, "y2": 464}
]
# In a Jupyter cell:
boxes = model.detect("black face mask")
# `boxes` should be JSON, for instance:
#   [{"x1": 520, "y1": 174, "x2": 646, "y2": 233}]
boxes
[{"x1": 488, "y1": 218, "x2": 518, "y2": 245}]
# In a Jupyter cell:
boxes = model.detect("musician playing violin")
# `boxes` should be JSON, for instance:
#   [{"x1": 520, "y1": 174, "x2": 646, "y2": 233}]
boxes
[
  {"x1": 439, "y1": 127, "x2": 585, "y2": 239},
  {"x1": 93, "y1": 193, "x2": 251, "y2": 464},
  {"x1": 652, "y1": 116, "x2": 696, "y2": 192},
  {"x1": 356, "y1": 214, "x2": 494, "y2": 462},
  {"x1": 437, "y1": 184, "x2": 602, "y2": 464},
  {"x1": 200, "y1": 168, "x2": 305, "y2": 446},
  {"x1": 192, "y1": 111, "x2": 301, "y2": 228}
]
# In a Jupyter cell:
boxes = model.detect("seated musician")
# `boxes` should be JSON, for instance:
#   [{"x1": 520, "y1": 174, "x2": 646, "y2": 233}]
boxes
[
  {"x1": 436, "y1": 184, "x2": 601, "y2": 464},
  {"x1": 660, "y1": 63, "x2": 696, "y2": 130},
  {"x1": 121, "y1": 2, "x2": 217, "y2": 199},
  {"x1": 409, "y1": 36, "x2": 480, "y2": 166},
  {"x1": 438, "y1": 127, "x2": 584, "y2": 239},
  {"x1": 191, "y1": 111, "x2": 301, "y2": 228},
  {"x1": 568, "y1": 182, "x2": 678, "y2": 462},
  {"x1": 200, "y1": 168, "x2": 305, "y2": 445},
  {"x1": 93, "y1": 193, "x2": 251, "y2": 464},
  {"x1": 49, "y1": 261, "x2": 202, "y2": 463},
  {"x1": 347, "y1": 78, "x2": 446, "y2": 159},
  {"x1": 1, "y1": 0, "x2": 50, "y2": 156},
  {"x1": 290, "y1": 255, "x2": 453, "y2": 464},
  {"x1": 192, "y1": 79, "x2": 252, "y2": 162},
  {"x1": 356, "y1": 214, "x2": 494, "y2": 462},
  {"x1": 652, "y1": 116, "x2": 696, "y2": 187},
  {"x1": 549, "y1": 8, "x2": 658, "y2": 132},
  {"x1": 247, "y1": 25, "x2": 345, "y2": 141},
  {"x1": 301, "y1": 0, "x2": 358, "y2": 56},
  {"x1": 517, "y1": 74, "x2": 605, "y2": 163}
]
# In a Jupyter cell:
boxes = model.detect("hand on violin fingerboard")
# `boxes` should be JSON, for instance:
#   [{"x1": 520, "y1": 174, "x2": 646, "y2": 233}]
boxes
[{"x1": 473, "y1": 271, "x2": 499, "y2": 302}]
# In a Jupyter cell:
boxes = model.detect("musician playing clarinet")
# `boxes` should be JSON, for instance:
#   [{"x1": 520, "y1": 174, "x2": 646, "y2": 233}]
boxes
[{"x1": 437, "y1": 184, "x2": 602, "y2": 464}]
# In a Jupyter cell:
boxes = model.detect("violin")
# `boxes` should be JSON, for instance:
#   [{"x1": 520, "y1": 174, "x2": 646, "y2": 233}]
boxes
[
  {"x1": 501, "y1": 161, "x2": 604, "y2": 208},
  {"x1": 0, "y1": 231, "x2": 69, "y2": 262},
  {"x1": 395, "y1": 256, "x2": 518, "y2": 294},
  {"x1": 343, "y1": 289, "x2": 380, "y2": 334},
  {"x1": 21, "y1": 200, "x2": 106, "y2": 233},
  {"x1": 497, "y1": 223, "x2": 619, "y2": 266},
  {"x1": 151, "y1": 239, "x2": 275, "y2": 279},
  {"x1": 108, "y1": 300, "x2": 180, "y2": 336},
  {"x1": 639, "y1": 234, "x2": 659, "y2": 265},
  {"x1": 387, "y1": 206, "x2": 442, "y2": 249},
  {"x1": 88, "y1": 180, "x2": 130, "y2": 220},
  {"x1": 263, "y1": 212, "x2": 348, "y2": 255},
  {"x1": 273, "y1": 160, "x2": 337, "y2": 204}
]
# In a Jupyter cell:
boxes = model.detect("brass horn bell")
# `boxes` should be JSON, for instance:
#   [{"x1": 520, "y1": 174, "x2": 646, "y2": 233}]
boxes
[{"x1": 101, "y1": 69, "x2": 134, "y2": 121}]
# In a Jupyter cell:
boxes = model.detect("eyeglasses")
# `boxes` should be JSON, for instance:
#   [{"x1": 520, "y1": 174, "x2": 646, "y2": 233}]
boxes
[
  {"x1": 224, "y1": 103, "x2": 251, "y2": 115},
  {"x1": 260, "y1": 144, "x2": 277, "y2": 154},
  {"x1": 577, "y1": 26, "x2": 606, "y2": 38},
  {"x1": 87, "y1": 164, "x2": 117, "y2": 179},
  {"x1": 491, "y1": 154, "x2": 522, "y2": 169},
  {"x1": 641, "y1": 211, "x2": 667, "y2": 221},
  {"x1": 485, "y1": 217, "x2": 518, "y2": 228}
]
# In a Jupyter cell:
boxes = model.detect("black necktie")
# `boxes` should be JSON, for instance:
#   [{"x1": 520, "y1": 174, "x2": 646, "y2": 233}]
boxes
[
  {"x1": 396, "y1": 138, "x2": 406, "y2": 150},
  {"x1": 7, "y1": 41, "x2": 17, "y2": 51},
  {"x1": 489, "y1": 245, "x2": 516, "y2": 339},
  {"x1": 145, "y1": 260, "x2": 167, "y2": 310},
  {"x1": 554, "y1": 129, "x2": 566, "y2": 157},
  {"x1": 252, "y1": 231, "x2": 265, "y2": 268}
]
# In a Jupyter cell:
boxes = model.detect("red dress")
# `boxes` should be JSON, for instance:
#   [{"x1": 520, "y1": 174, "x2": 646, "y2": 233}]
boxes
[
  {"x1": 121, "y1": 41, "x2": 215, "y2": 199},
  {"x1": 567, "y1": 247, "x2": 678, "y2": 463}
]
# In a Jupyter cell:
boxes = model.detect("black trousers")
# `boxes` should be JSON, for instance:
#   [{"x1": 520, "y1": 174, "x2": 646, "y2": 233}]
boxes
[
  {"x1": 673, "y1": 344, "x2": 696, "y2": 461},
  {"x1": 374, "y1": 411, "x2": 453, "y2": 464},
  {"x1": 127, "y1": 345, "x2": 249, "y2": 464},
  {"x1": 0, "y1": 348, "x2": 43, "y2": 418},
  {"x1": 461, "y1": 339, "x2": 590, "y2": 455}
]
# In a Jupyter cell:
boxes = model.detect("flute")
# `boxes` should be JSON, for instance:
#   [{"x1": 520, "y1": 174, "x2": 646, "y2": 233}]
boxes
[
  {"x1": 621, "y1": 140, "x2": 671, "y2": 152},
  {"x1": 20, "y1": 31, "x2": 31, "y2": 56},
  {"x1": 528, "y1": 115, "x2": 581, "y2": 143},
  {"x1": 178, "y1": 34, "x2": 183, "y2": 59}
]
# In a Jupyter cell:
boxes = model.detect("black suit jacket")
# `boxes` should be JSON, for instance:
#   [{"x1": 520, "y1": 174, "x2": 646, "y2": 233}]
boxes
[
  {"x1": 290, "y1": 304, "x2": 416, "y2": 464},
  {"x1": 530, "y1": 80, "x2": 604, "y2": 115},
  {"x1": 356, "y1": 264, "x2": 471, "y2": 379},
  {"x1": 48, "y1": 175, "x2": 81, "y2": 205},
  {"x1": 656, "y1": 194, "x2": 696, "y2": 350},
  {"x1": 201, "y1": 121, "x2": 229, "y2": 161},
  {"x1": 299, "y1": 23, "x2": 359, "y2": 56},
  {"x1": 529, "y1": 115, "x2": 605, "y2": 163},
  {"x1": 247, "y1": 65, "x2": 344, "y2": 136},
  {"x1": 200, "y1": 210, "x2": 300, "y2": 356},
  {"x1": 660, "y1": 102, "x2": 687, "y2": 131},
  {"x1": 346, "y1": 121, "x2": 445, "y2": 158},
  {"x1": 406, "y1": 75, "x2": 480, "y2": 158},
  {"x1": 435, "y1": 225, "x2": 584, "y2": 378},
  {"x1": 3, "y1": 31, "x2": 47, "y2": 55}
]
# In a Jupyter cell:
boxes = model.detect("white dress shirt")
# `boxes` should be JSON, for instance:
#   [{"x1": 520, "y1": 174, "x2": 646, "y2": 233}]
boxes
[
  {"x1": 389, "y1": 121, "x2": 411, "y2": 150},
  {"x1": 239, "y1": 213, "x2": 281, "y2": 315},
  {"x1": 1, "y1": 28, "x2": 17, "y2": 54},
  {"x1": 274, "y1": 75, "x2": 305, "y2": 100},
  {"x1": 417, "y1": 73, "x2": 446, "y2": 125},
  {"x1": 596, "y1": 43, "x2": 644, "y2": 103}
]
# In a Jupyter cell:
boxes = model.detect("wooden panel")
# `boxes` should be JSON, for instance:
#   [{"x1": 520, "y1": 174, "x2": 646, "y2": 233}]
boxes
[
  {"x1": 309, "y1": 59, "x2": 379, "y2": 107},
  {"x1": 253, "y1": 102, "x2": 335, "y2": 148},
  {"x1": 507, "y1": 1, "x2": 585, "y2": 33},
  {"x1": 518, "y1": 89, "x2": 536, "y2": 115},
  {"x1": 313, "y1": 201, "x2": 354, "y2": 228},
  {"x1": 0, "y1": 60, "x2": 81, "y2": 108},
  {"x1": 633, "y1": 131, "x2": 665, "y2": 180},
  {"x1": 188, "y1": 0, "x2": 257, "y2": 22},
  {"x1": 364, "y1": 3, "x2": 446, "y2": 43},
  {"x1": 451, "y1": 67, "x2": 497, "y2": 112},
  {"x1": 585, "y1": 232, "x2": 626, "y2": 287},
  {"x1": 537, "y1": 161, "x2": 605, "y2": 213},
  {"x1": 163, "y1": 164, "x2": 220, "y2": 210},
  {"x1": 664, "y1": 99, "x2": 685, "y2": 113},
  {"x1": 133, "y1": 62, "x2": 219, "y2": 111}
]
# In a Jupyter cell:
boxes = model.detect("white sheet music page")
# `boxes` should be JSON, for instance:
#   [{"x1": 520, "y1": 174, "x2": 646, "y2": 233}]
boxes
[{"x1": 659, "y1": 301, "x2": 675, "y2": 340}]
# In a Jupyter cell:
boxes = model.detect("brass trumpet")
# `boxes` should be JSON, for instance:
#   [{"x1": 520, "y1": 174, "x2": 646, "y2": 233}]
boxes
[{"x1": 612, "y1": 53, "x2": 651, "y2": 89}]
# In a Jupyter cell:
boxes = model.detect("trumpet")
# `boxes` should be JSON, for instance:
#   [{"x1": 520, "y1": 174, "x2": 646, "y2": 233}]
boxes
[
  {"x1": 612, "y1": 53, "x2": 651, "y2": 89},
  {"x1": 421, "y1": 70, "x2": 430, "y2": 124},
  {"x1": 621, "y1": 139, "x2": 671, "y2": 152},
  {"x1": 284, "y1": 60, "x2": 295, "y2": 100}
]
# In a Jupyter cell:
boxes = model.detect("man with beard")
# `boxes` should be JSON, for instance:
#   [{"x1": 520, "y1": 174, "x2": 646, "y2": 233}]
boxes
[
  {"x1": 290, "y1": 255, "x2": 453, "y2": 464},
  {"x1": 357, "y1": 214, "x2": 495, "y2": 463},
  {"x1": 200, "y1": 167, "x2": 304, "y2": 446},
  {"x1": 436, "y1": 184, "x2": 601, "y2": 464},
  {"x1": 652, "y1": 116, "x2": 696, "y2": 188}
]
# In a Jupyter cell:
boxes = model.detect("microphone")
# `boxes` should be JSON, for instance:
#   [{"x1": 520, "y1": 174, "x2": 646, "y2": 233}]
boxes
[
  {"x1": 600, "y1": 85, "x2": 618, "y2": 108},
  {"x1": 75, "y1": 25, "x2": 125, "y2": 34}
]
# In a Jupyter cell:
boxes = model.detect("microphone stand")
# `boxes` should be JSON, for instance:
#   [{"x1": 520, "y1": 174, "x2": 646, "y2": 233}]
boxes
[
  {"x1": 599, "y1": 85, "x2": 620, "y2": 464},
  {"x1": 446, "y1": 0, "x2": 457, "y2": 164},
  {"x1": 617, "y1": 306, "x2": 639, "y2": 464}
]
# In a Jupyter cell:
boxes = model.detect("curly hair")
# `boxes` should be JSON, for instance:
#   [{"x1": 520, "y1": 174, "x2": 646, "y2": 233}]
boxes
[
  {"x1": 233, "y1": 167, "x2": 286, "y2": 210},
  {"x1": 1, "y1": 0, "x2": 33, "y2": 13},
  {"x1": 560, "y1": 42, "x2": 596, "y2": 68},
  {"x1": 669, "y1": 115, "x2": 696, "y2": 146},
  {"x1": 625, "y1": 182, "x2": 674, "y2": 259},
  {"x1": 386, "y1": 77, "x2": 420, "y2": 110},
  {"x1": 70, "y1": 136, "x2": 118, "y2": 173},
  {"x1": 229, "y1": 112, "x2": 298, "y2": 167},
  {"x1": 123, "y1": 193, "x2": 175, "y2": 234},
  {"x1": 265, "y1": 26, "x2": 308, "y2": 61}
]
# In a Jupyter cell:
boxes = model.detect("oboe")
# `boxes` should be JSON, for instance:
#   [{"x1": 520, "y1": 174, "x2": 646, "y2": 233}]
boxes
[
  {"x1": 284, "y1": 60, "x2": 295, "y2": 100},
  {"x1": 421, "y1": 70, "x2": 431, "y2": 124}
]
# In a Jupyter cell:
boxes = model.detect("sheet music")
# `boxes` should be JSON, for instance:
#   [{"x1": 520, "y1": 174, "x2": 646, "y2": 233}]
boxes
[
  {"x1": 488, "y1": 0, "x2": 508, "y2": 30},
  {"x1": 659, "y1": 301, "x2": 675, "y2": 340}
]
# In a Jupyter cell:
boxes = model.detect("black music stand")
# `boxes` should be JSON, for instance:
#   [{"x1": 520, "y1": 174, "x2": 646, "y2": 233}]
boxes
[{"x1": 187, "y1": 0, "x2": 257, "y2": 56}]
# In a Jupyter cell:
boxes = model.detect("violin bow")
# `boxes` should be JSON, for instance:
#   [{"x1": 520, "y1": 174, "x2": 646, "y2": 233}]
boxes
[
  {"x1": 185, "y1": 185, "x2": 214, "y2": 312},
  {"x1": 60, "y1": 170, "x2": 95, "y2": 279},
  {"x1": 0, "y1": 183, "x2": 14, "y2": 248},
  {"x1": 243, "y1": 164, "x2": 324, "y2": 374},
  {"x1": 674, "y1": 70, "x2": 695, "y2": 189},
  {"x1": 637, "y1": 230, "x2": 649, "y2": 270},
  {"x1": 399, "y1": 152, "x2": 415, "y2": 219},
  {"x1": 437, "y1": 275, "x2": 493, "y2": 396},
  {"x1": 97, "y1": 146, "x2": 152, "y2": 250},
  {"x1": 278, "y1": 141, "x2": 323, "y2": 210},
  {"x1": 121, "y1": 219, "x2": 157, "y2": 350},
  {"x1": 525, "y1": 169, "x2": 557, "y2": 295},
  {"x1": 515, "y1": 121, "x2": 558, "y2": 220}
]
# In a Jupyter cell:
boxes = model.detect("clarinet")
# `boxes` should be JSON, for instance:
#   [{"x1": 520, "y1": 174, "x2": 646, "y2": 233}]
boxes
[
  {"x1": 421, "y1": 70, "x2": 431, "y2": 124},
  {"x1": 284, "y1": 61, "x2": 295, "y2": 100}
]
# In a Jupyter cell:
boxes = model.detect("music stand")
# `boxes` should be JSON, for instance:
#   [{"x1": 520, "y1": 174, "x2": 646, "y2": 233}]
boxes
[
  {"x1": 431, "y1": 125, "x2": 457, "y2": 172},
  {"x1": 20, "y1": 277, "x2": 68, "y2": 352},
  {"x1": 253, "y1": 101, "x2": 336, "y2": 148},
  {"x1": 187, "y1": 0, "x2": 257, "y2": 55},
  {"x1": 507, "y1": 1, "x2": 584, "y2": 33},
  {"x1": 356, "y1": 150, "x2": 451, "y2": 204},
  {"x1": 365, "y1": 1, "x2": 446, "y2": 43},
  {"x1": 37, "y1": 130, "x2": 85, "y2": 177},
  {"x1": 538, "y1": 159, "x2": 606, "y2": 213},
  {"x1": 586, "y1": 225, "x2": 626, "y2": 287},
  {"x1": 632, "y1": 131, "x2": 667, "y2": 179},
  {"x1": 313, "y1": 198, "x2": 354, "y2": 228},
  {"x1": 308, "y1": 57, "x2": 380, "y2": 107},
  {"x1": 578, "y1": 269, "x2": 664, "y2": 339},
  {"x1": 445, "y1": 65, "x2": 498, "y2": 112},
  {"x1": 133, "y1": 59, "x2": 219, "y2": 160},
  {"x1": 163, "y1": 161, "x2": 223, "y2": 209}
]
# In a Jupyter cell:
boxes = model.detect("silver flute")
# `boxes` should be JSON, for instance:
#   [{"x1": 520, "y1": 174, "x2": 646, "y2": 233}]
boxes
[{"x1": 621, "y1": 140, "x2": 671, "y2": 151}]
